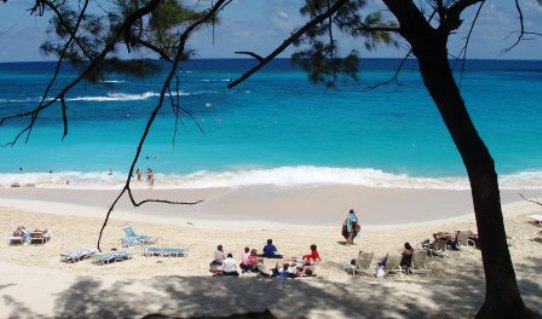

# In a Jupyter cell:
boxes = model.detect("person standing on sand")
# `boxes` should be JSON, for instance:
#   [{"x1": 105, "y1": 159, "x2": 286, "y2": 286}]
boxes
[
  {"x1": 146, "y1": 168, "x2": 155, "y2": 186},
  {"x1": 343, "y1": 209, "x2": 360, "y2": 245},
  {"x1": 136, "y1": 168, "x2": 142, "y2": 182}
]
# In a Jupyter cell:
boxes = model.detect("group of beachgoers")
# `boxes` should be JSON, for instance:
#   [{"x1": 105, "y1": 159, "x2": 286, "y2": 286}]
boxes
[
  {"x1": 209, "y1": 240, "x2": 321, "y2": 279},
  {"x1": 133, "y1": 168, "x2": 155, "y2": 186},
  {"x1": 11, "y1": 226, "x2": 50, "y2": 244}
]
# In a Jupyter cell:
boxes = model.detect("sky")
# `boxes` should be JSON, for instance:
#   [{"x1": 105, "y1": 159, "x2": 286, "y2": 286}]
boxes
[{"x1": 0, "y1": 0, "x2": 541, "y2": 62}]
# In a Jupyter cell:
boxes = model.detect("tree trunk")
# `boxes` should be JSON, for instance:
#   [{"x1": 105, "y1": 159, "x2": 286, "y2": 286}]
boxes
[
  {"x1": 388, "y1": 25, "x2": 538, "y2": 319},
  {"x1": 378, "y1": 1, "x2": 536, "y2": 317}
]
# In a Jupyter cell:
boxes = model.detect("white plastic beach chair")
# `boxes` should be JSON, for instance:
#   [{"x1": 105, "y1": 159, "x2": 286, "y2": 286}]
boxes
[
  {"x1": 528, "y1": 215, "x2": 542, "y2": 225},
  {"x1": 344, "y1": 252, "x2": 374, "y2": 277}
]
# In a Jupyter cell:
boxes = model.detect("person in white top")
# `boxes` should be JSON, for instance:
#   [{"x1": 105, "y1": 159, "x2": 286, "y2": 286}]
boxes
[
  {"x1": 221, "y1": 253, "x2": 239, "y2": 277},
  {"x1": 210, "y1": 244, "x2": 226, "y2": 267}
]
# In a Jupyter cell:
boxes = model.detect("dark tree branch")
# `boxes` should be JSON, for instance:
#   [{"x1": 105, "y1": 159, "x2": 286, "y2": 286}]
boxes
[
  {"x1": 40, "y1": 0, "x2": 95, "y2": 60},
  {"x1": 436, "y1": 0, "x2": 446, "y2": 25},
  {"x1": 60, "y1": 95, "x2": 68, "y2": 140},
  {"x1": 355, "y1": 26, "x2": 400, "y2": 32},
  {"x1": 447, "y1": 0, "x2": 484, "y2": 31},
  {"x1": 97, "y1": 0, "x2": 229, "y2": 251},
  {"x1": 228, "y1": 0, "x2": 350, "y2": 89},
  {"x1": 234, "y1": 51, "x2": 264, "y2": 62},
  {"x1": 519, "y1": 193, "x2": 542, "y2": 207},
  {"x1": 501, "y1": 0, "x2": 525, "y2": 55},
  {"x1": 457, "y1": 1, "x2": 485, "y2": 88},
  {"x1": 0, "y1": 24, "x2": 16, "y2": 36},
  {"x1": 0, "y1": 0, "x2": 161, "y2": 144},
  {"x1": 367, "y1": 49, "x2": 412, "y2": 89},
  {"x1": 123, "y1": 0, "x2": 162, "y2": 53},
  {"x1": 136, "y1": 39, "x2": 173, "y2": 62}
]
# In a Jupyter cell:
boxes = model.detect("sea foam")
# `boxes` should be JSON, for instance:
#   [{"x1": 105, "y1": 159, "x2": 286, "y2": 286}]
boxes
[{"x1": 1, "y1": 166, "x2": 541, "y2": 190}]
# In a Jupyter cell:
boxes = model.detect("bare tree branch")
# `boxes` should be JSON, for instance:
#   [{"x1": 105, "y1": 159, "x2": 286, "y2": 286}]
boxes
[
  {"x1": 457, "y1": 1, "x2": 485, "y2": 88},
  {"x1": 519, "y1": 193, "x2": 542, "y2": 206},
  {"x1": 366, "y1": 49, "x2": 412, "y2": 89},
  {"x1": 0, "y1": 24, "x2": 16, "y2": 36},
  {"x1": 0, "y1": 0, "x2": 161, "y2": 144},
  {"x1": 97, "y1": 0, "x2": 230, "y2": 251},
  {"x1": 355, "y1": 26, "x2": 400, "y2": 32},
  {"x1": 234, "y1": 51, "x2": 264, "y2": 62},
  {"x1": 227, "y1": 0, "x2": 350, "y2": 89},
  {"x1": 446, "y1": 0, "x2": 484, "y2": 31},
  {"x1": 501, "y1": 0, "x2": 525, "y2": 55}
]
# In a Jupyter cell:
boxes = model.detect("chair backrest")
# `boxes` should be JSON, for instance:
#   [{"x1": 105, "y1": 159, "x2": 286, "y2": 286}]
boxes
[
  {"x1": 384, "y1": 254, "x2": 402, "y2": 271},
  {"x1": 123, "y1": 225, "x2": 137, "y2": 237},
  {"x1": 434, "y1": 238, "x2": 447, "y2": 251},
  {"x1": 356, "y1": 252, "x2": 374, "y2": 269},
  {"x1": 411, "y1": 250, "x2": 428, "y2": 269},
  {"x1": 457, "y1": 231, "x2": 473, "y2": 245}
]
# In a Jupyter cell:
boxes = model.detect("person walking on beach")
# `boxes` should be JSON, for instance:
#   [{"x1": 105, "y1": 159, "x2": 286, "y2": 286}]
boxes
[
  {"x1": 136, "y1": 168, "x2": 142, "y2": 182},
  {"x1": 343, "y1": 209, "x2": 360, "y2": 245}
]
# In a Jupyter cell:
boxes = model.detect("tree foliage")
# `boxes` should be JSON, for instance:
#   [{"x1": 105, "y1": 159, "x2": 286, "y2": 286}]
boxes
[
  {"x1": 0, "y1": 1, "x2": 540, "y2": 318},
  {"x1": 292, "y1": 0, "x2": 397, "y2": 86}
]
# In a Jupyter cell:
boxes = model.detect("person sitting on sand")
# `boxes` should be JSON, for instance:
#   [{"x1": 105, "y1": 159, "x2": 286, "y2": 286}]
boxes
[
  {"x1": 302, "y1": 244, "x2": 321, "y2": 262},
  {"x1": 272, "y1": 263, "x2": 295, "y2": 279},
  {"x1": 239, "y1": 247, "x2": 251, "y2": 272},
  {"x1": 210, "y1": 245, "x2": 226, "y2": 267},
  {"x1": 243, "y1": 249, "x2": 270, "y2": 277},
  {"x1": 262, "y1": 239, "x2": 283, "y2": 259},
  {"x1": 296, "y1": 260, "x2": 316, "y2": 277},
  {"x1": 432, "y1": 231, "x2": 460, "y2": 251},
  {"x1": 218, "y1": 253, "x2": 239, "y2": 277}
]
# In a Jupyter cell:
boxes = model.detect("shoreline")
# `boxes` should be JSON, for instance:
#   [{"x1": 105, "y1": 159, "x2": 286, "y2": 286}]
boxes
[{"x1": 0, "y1": 186, "x2": 539, "y2": 227}]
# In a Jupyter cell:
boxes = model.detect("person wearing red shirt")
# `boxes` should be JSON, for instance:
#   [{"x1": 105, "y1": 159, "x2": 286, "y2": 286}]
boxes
[{"x1": 302, "y1": 244, "x2": 321, "y2": 262}]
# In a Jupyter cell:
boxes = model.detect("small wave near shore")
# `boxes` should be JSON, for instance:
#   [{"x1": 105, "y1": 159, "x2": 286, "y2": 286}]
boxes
[{"x1": 1, "y1": 166, "x2": 541, "y2": 190}]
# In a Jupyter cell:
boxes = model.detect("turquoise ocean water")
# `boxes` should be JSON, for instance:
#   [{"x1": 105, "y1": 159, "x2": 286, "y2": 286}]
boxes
[{"x1": 0, "y1": 58, "x2": 540, "y2": 190}]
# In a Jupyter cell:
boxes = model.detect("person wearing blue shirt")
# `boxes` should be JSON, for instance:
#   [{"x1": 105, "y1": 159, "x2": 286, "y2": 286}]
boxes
[{"x1": 262, "y1": 239, "x2": 283, "y2": 259}]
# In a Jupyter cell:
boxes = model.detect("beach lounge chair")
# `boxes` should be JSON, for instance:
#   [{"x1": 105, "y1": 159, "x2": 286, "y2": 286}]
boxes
[
  {"x1": 528, "y1": 215, "x2": 542, "y2": 225},
  {"x1": 29, "y1": 231, "x2": 51, "y2": 244},
  {"x1": 456, "y1": 231, "x2": 475, "y2": 250},
  {"x1": 409, "y1": 250, "x2": 431, "y2": 276},
  {"x1": 383, "y1": 254, "x2": 405, "y2": 276},
  {"x1": 8, "y1": 233, "x2": 24, "y2": 245},
  {"x1": 143, "y1": 247, "x2": 189, "y2": 257},
  {"x1": 344, "y1": 252, "x2": 374, "y2": 277},
  {"x1": 93, "y1": 251, "x2": 132, "y2": 265},
  {"x1": 121, "y1": 224, "x2": 157, "y2": 247},
  {"x1": 61, "y1": 248, "x2": 97, "y2": 263}
]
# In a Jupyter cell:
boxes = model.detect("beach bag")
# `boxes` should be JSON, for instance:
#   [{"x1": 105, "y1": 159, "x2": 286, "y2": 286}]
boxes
[
  {"x1": 341, "y1": 223, "x2": 348, "y2": 238},
  {"x1": 376, "y1": 266, "x2": 386, "y2": 278}
]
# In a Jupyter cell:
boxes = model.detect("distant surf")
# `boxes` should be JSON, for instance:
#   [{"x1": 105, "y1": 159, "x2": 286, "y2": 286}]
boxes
[{"x1": 1, "y1": 166, "x2": 541, "y2": 190}]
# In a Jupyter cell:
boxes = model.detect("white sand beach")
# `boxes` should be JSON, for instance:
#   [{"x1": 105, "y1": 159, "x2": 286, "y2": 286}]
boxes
[{"x1": 0, "y1": 186, "x2": 541, "y2": 319}]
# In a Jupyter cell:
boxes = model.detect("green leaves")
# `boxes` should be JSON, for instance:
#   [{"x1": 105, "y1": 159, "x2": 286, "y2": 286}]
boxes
[
  {"x1": 293, "y1": 0, "x2": 397, "y2": 87},
  {"x1": 38, "y1": 0, "x2": 209, "y2": 83}
]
